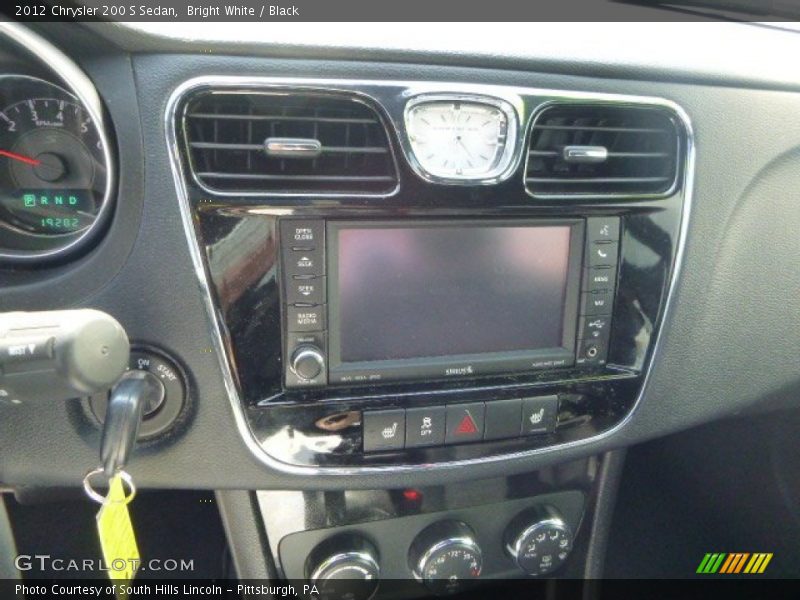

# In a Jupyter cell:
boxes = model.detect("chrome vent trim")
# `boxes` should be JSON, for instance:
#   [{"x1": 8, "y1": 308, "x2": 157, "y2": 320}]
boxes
[
  {"x1": 182, "y1": 90, "x2": 399, "y2": 195},
  {"x1": 524, "y1": 103, "x2": 681, "y2": 198}
]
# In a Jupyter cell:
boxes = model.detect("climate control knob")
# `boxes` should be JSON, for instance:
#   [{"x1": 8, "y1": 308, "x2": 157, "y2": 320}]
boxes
[
  {"x1": 305, "y1": 534, "x2": 380, "y2": 600},
  {"x1": 291, "y1": 345, "x2": 324, "y2": 381},
  {"x1": 504, "y1": 505, "x2": 573, "y2": 576},
  {"x1": 408, "y1": 520, "x2": 482, "y2": 594}
]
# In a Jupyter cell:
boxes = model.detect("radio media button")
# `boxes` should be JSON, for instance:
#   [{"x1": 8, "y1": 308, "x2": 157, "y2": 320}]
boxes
[
  {"x1": 287, "y1": 306, "x2": 326, "y2": 332},
  {"x1": 521, "y1": 396, "x2": 558, "y2": 435},
  {"x1": 586, "y1": 217, "x2": 620, "y2": 243},
  {"x1": 445, "y1": 403, "x2": 485, "y2": 444},
  {"x1": 580, "y1": 290, "x2": 614, "y2": 316},
  {"x1": 587, "y1": 241, "x2": 618, "y2": 268},
  {"x1": 280, "y1": 219, "x2": 324, "y2": 249},
  {"x1": 286, "y1": 276, "x2": 326, "y2": 305},
  {"x1": 579, "y1": 316, "x2": 611, "y2": 340},
  {"x1": 363, "y1": 409, "x2": 405, "y2": 452},
  {"x1": 484, "y1": 398, "x2": 523, "y2": 441},
  {"x1": 583, "y1": 266, "x2": 616, "y2": 293},
  {"x1": 286, "y1": 247, "x2": 325, "y2": 277},
  {"x1": 576, "y1": 337, "x2": 609, "y2": 366},
  {"x1": 406, "y1": 406, "x2": 446, "y2": 448}
]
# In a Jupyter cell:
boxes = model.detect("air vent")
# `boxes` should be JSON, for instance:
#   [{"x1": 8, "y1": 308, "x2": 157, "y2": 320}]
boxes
[
  {"x1": 183, "y1": 91, "x2": 398, "y2": 194},
  {"x1": 525, "y1": 104, "x2": 680, "y2": 197}
]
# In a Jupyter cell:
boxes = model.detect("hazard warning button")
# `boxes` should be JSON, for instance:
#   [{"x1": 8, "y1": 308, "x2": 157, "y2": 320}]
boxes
[{"x1": 445, "y1": 403, "x2": 486, "y2": 445}]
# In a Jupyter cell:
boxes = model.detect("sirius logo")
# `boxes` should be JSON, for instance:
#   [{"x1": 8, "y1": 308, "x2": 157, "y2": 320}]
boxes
[{"x1": 445, "y1": 366, "x2": 474, "y2": 376}]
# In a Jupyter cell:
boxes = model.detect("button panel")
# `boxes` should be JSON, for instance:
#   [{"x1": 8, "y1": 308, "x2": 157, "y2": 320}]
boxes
[
  {"x1": 577, "y1": 217, "x2": 620, "y2": 367},
  {"x1": 281, "y1": 219, "x2": 328, "y2": 388},
  {"x1": 362, "y1": 396, "x2": 558, "y2": 452}
]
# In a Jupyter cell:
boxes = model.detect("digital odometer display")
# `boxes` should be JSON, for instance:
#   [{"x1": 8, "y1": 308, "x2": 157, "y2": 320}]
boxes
[{"x1": 0, "y1": 78, "x2": 107, "y2": 237}]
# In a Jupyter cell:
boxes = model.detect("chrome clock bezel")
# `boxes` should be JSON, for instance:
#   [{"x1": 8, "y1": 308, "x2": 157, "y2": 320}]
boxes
[{"x1": 402, "y1": 93, "x2": 520, "y2": 185}]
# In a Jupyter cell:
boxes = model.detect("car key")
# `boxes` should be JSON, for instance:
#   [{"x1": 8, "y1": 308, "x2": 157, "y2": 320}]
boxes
[{"x1": 82, "y1": 369, "x2": 164, "y2": 588}]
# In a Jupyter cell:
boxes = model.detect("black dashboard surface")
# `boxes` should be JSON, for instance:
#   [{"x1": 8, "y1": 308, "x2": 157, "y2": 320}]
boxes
[{"x1": 0, "y1": 23, "x2": 799, "y2": 490}]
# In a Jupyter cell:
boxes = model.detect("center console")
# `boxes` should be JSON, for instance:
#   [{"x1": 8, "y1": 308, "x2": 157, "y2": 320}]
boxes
[{"x1": 167, "y1": 77, "x2": 692, "y2": 473}]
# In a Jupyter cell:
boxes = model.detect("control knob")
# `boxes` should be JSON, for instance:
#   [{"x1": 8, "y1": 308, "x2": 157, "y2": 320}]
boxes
[
  {"x1": 305, "y1": 534, "x2": 380, "y2": 600},
  {"x1": 291, "y1": 345, "x2": 324, "y2": 381},
  {"x1": 408, "y1": 520, "x2": 482, "y2": 594},
  {"x1": 504, "y1": 505, "x2": 573, "y2": 576}
]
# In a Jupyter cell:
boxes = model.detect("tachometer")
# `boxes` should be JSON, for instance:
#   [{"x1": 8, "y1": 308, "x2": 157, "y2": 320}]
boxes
[{"x1": 0, "y1": 75, "x2": 112, "y2": 260}]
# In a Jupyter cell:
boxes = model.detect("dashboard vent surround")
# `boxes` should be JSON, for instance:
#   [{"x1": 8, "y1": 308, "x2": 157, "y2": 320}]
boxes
[
  {"x1": 525, "y1": 104, "x2": 681, "y2": 197},
  {"x1": 183, "y1": 91, "x2": 399, "y2": 195}
]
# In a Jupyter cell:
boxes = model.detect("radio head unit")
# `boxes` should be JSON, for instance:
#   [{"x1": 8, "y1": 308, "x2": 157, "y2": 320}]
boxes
[{"x1": 282, "y1": 217, "x2": 620, "y2": 389}]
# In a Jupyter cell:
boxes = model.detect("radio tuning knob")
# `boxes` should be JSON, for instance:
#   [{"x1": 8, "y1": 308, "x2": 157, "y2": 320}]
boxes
[
  {"x1": 305, "y1": 534, "x2": 380, "y2": 600},
  {"x1": 408, "y1": 520, "x2": 482, "y2": 594},
  {"x1": 504, "y1": 505, "x2": 573, "y2": 576},
  {"x1": 291, "y1": 345, "x2": 324, "y2": 381}
]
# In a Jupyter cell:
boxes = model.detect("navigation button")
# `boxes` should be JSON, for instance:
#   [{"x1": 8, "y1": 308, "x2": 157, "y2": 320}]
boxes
[
  {"x1": 445, "y1": 403, "x2": 485, "y2": 444},
  {"x1": 587, "y1": 241, "x2": 618, "y2": 267},
  {"x1": 580, "y1": 290, "x2": 614, "y2": 316},
  {"x1": 586, "y1": 217, "x2": 620, "y2": 243},
  {"x1": 280, "y1": 220, "x2": 324, "y2": 248},
  {"x1": 363, "y1": 409, "x2": 405, "y2": 452},
  {"x1": 406, "y1": 406, "x2": 446, "y2": 448},
  {"x1": 484, "y1": 398, "x2": 523, "y2": 441},
  {"x1": 287, "y1": 306, "x2": 325, "y2": 332},
  {"x1": 521, "y1": 396, "x2": 558, "y2": 435}
]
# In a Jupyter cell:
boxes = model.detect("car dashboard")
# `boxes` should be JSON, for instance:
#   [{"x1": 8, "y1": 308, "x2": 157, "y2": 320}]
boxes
[{"x1": 0, "y1": 18, "x2": 799, "y2": 591}]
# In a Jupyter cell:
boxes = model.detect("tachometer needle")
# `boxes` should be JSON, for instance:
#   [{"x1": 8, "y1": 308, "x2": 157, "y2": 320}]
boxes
[{"x1": 0, "y1": 149, "x2": 41, "y2": 166}]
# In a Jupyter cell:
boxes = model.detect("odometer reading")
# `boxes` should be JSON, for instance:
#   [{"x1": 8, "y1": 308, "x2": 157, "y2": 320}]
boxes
[{"x1": 0, "y1": 84, "x2": 107, "y2": 236}]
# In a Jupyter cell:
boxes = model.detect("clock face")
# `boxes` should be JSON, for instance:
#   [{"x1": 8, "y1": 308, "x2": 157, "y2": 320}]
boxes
[{"x1": 405, "y1": 99, "x2": 511, "y2": 180}]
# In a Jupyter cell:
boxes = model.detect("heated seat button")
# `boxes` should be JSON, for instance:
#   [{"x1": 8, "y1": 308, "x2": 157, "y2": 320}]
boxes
[
  {"x1": 445, "y1": 403, "x2": 485, "y2": 444},
  {"x1": 406, "y1": 406, "x2": 446, "y2": 448},
  {"x1": 521, "y1": 396, "x2": 558, "y2": 435},
  {"x1": 363, "y1": 409, "x2": 405, "y2": 452},
  {"x1": 484, "y1": 398, "x2": 523, "y2": 441}
]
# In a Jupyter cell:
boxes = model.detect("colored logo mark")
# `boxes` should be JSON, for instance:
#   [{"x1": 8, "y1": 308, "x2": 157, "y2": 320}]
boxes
[{"x1": 697, "y1": 553, "x2": 773, "y2": 574}]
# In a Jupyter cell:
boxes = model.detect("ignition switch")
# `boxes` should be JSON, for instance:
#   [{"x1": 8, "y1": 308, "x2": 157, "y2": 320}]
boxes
[{"x1": 89, "y1": 347, "x2": 187, "y2": 441}]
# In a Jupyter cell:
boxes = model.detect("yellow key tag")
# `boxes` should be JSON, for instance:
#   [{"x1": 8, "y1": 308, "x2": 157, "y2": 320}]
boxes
[{"x1": 96, "y1": 474, "x2": 140, "y2": 586}]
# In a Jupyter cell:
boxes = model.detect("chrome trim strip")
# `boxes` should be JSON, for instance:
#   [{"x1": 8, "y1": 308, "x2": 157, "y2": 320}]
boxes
[
  {"x1": 165, "y1": 75, "x2": 695, "y2": 477},
  {"x1": 402, "y1": 92, "x2": 522, "y2": 185},
  {"x1": 264, "y1": 137, "x2": 322, "y2": 159},
  {"x1": 0, "y1": 21, "x2": 115, "y2": 262}
]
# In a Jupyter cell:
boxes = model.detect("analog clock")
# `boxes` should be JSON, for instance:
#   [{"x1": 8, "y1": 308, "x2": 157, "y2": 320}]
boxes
[{"x1": 405, "y1": 96, "x2": 516, "y2": 182}]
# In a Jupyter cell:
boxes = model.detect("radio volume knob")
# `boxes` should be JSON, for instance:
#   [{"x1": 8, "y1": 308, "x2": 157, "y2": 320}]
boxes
[{"x1": 291, "y1": 345, "x2": 324, "y2": 381}]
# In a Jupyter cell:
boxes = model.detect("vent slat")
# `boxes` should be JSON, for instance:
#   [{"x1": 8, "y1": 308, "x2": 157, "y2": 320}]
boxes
[
  {"x1": 525, "y1": 104, "x2": 680, "y2": 197},
  {"x1": 189, "y1": 141, "x2": 388, "y2": 154},
  {"x1": 188, "y1": 112, "x2": 378, "y2": 125},
  {"x1": 183, "y1": 91, "x2": 397, "y2": 194},
  {"x1": 196, "y1": 172, "x2": 396, "y2": 182}
]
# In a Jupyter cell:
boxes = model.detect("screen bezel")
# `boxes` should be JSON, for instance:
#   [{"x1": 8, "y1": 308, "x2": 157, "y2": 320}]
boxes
[{"x1": 326, "y1": 219, "x2": 585, "y2": 385}]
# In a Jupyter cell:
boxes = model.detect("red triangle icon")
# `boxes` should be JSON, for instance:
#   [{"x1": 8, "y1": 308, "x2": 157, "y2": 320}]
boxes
[{"x1": 455, "y1": 412, "x2": 478, "y2": 435}]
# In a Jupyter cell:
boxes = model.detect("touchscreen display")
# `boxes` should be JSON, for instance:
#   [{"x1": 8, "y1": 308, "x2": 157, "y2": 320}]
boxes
[{"x1": 335, "y1": 223, "x2": 573, "y2": 363}]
